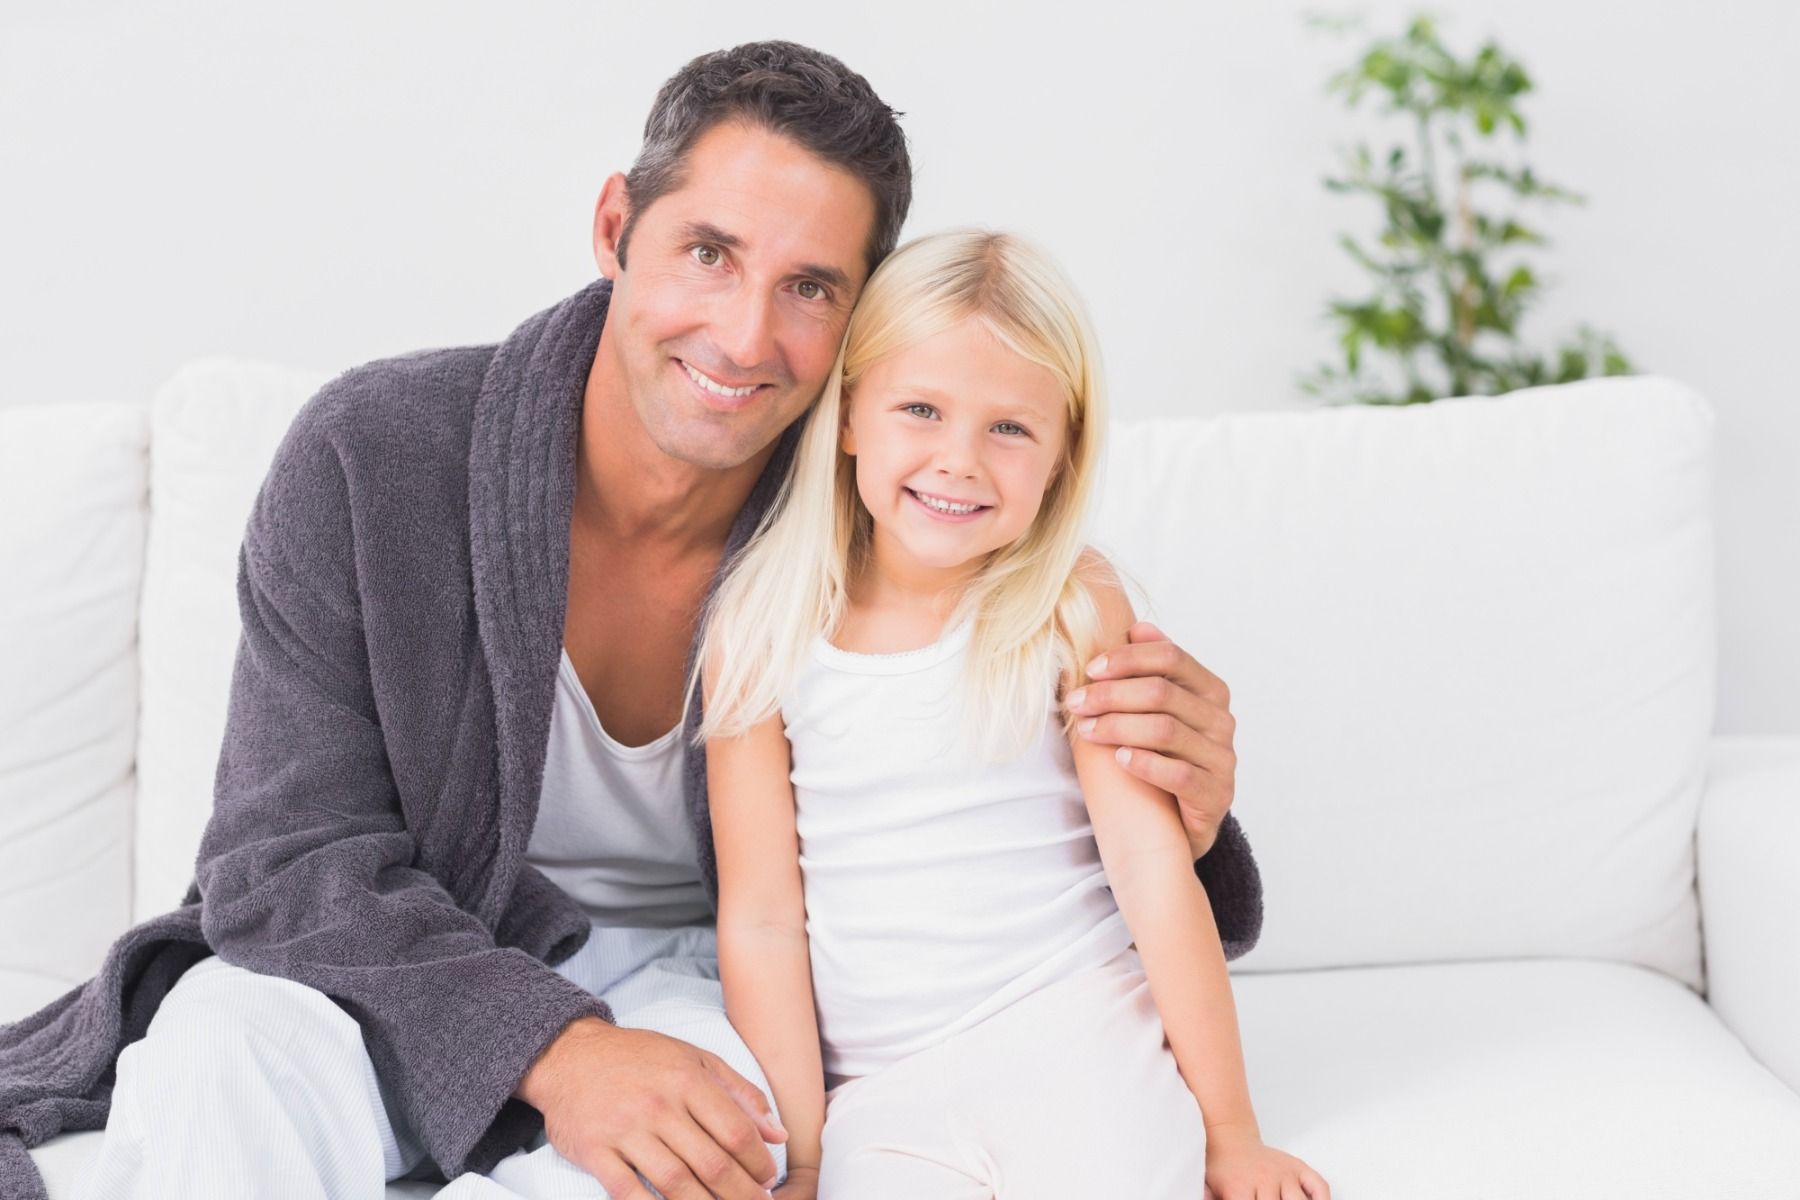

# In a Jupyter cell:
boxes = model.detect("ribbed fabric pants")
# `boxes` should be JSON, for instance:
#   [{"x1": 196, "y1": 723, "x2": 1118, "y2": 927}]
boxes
[
  {"x1": 74, "y1": 923, "x2": 786, "y2": 1200},
  {"x1": 815, "y1": 948, "x2": 1208, "y2": 1198}
]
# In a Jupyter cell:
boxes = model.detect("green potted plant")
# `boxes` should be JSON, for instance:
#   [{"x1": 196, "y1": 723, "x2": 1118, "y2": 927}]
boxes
[{"x1": 1300, "y1": 11, "x2": 1635, "y2": 406}]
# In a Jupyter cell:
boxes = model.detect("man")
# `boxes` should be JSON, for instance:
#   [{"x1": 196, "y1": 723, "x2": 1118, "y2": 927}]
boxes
[{"x1": 0, "y1": 40, "x2": 1261, "y2": 1200}]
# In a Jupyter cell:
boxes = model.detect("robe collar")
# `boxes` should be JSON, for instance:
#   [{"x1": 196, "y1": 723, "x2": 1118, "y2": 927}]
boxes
[
  {"x1": 467, "y1": 277, "x2": 802, "y2": 923},
  {"x1": 468, "y1": 278, "x2": 607, "y2": 925}
]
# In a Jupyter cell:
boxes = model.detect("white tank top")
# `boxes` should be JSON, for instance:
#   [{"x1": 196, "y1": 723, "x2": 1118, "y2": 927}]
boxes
[
  {"x1": 782, "y1": 616, "x2": 1133, "y2": 1082},
  {"x1": 525, "y1": 648, "x2": 712, "y2": 929}
]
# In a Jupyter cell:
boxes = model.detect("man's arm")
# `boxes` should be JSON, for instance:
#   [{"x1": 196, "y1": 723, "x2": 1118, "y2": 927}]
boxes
[{"x1": 194, "y1": 386, "x2": 614, "y2": 1179}]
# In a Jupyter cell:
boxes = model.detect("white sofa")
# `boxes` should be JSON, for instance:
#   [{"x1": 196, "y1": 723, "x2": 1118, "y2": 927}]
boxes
[{"x1": 3, "y1": 362, "x2": 1797, "y2": 1197}]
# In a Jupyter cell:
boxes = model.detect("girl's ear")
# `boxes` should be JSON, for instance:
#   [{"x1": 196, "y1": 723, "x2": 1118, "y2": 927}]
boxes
[{"x1": 839, "y1": 404, "x2": 857, "y2": 457}]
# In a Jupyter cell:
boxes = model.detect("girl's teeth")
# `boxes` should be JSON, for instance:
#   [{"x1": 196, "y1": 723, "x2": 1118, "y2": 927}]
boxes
[
  {"x1": 913, "y1": 490, "x2": 982, "y2": 514},
  {"x1": 683, "y1": 362, "x2": 757, "y2": 397}
]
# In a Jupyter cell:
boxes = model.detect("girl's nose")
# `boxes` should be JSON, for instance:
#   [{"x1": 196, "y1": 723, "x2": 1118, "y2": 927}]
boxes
[{"x1": 935, "y1": 427, "x2": 984, "y2": 481}]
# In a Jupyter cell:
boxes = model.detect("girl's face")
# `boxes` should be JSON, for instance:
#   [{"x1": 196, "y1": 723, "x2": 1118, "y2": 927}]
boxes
[{"x1": 840, "y1": 316, "x2": 1069, "y2": 583}]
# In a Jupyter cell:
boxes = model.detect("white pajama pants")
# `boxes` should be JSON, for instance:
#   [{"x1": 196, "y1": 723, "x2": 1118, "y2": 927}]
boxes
[
  {"x1": 816, "y1": 947, "x2": 1208, "y2": 1199},
  {"x1": 74, "y1": 923, "x2": 787, "y2": 1200}
]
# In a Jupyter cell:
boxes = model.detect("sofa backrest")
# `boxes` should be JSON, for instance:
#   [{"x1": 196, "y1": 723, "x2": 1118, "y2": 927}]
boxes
[
  {"x1": 0, "y1": 363, "x2": 1716, "y2": 1009},
  {"x1": 134, "y1": 360, "x2": 330, "y2": 921},
  {"x1": 0, "y1": 402, "x2": 147, "y2": 1010},
  {"x1": 1088, "y1": 376, "x2": 1715, "y2": 989}
]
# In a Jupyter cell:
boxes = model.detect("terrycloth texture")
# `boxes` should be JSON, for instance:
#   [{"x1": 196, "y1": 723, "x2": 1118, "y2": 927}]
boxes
[{"x1": 0, "y1": 277, "x2": 1263, "y2": 1199}]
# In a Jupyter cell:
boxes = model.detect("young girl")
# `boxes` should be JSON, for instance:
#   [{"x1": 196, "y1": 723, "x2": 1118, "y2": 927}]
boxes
[{"x1": 691, "y1": 230, "x2": 1328, "y2": 1200}]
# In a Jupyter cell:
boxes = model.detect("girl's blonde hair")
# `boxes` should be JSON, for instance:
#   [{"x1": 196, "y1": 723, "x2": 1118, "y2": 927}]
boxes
[{"x1": 688, "y1": 227, "x2": 1116, "y2": 765}]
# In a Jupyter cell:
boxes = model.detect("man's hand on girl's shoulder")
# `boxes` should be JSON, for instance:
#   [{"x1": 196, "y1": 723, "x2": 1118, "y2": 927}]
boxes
[{"x1": 1064, "y1": 620, "x2": 1239, "y2": 862}]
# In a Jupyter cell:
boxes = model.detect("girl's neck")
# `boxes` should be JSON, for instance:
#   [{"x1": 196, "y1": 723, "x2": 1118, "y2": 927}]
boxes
[
  {"x1": 847, "y1": 538, "x2": 985, "y2": 631},
  {"x1": 836, "y1": 564, "x2": 971, "y2": 656}
]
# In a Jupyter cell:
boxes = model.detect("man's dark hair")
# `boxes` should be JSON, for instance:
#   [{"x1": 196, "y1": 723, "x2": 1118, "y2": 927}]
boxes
[{"x1": 617, "y1": 41, "x2": 912, "y2": 276}]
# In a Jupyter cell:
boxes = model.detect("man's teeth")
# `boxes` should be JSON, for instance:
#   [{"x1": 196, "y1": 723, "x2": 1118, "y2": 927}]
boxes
[
  {"x1": 912, "y1": 489, "x2": 984, "y2": 515},
  {"x1": 683, "y1": 362, "x2": 758, "y2": 398}
]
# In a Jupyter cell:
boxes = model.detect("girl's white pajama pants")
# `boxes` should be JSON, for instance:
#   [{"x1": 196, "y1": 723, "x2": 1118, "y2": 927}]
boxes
[
  {"x1": 817, "y1": 947, "x2": 1208, "y2": 1198},
  {"x1": 75, "y1": 933, "x2": 1207, "y2": 1199},
  {"x1": 73, "y1": 923, "x2": 787, "y2": 1200}
]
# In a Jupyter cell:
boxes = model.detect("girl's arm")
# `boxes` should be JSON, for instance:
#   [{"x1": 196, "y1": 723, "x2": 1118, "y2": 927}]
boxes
[
  {"x1": 703, "y1": 654, "x2": 827, "y2": 1182},
  {"x1": 1068, "y1": 566, "x2": 1262, "y2": 1143}
]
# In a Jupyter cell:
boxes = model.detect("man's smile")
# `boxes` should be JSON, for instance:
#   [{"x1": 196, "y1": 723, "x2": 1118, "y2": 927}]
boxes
[{"x1": 673, "y1": 357, "x2": 770, "y2": 411}]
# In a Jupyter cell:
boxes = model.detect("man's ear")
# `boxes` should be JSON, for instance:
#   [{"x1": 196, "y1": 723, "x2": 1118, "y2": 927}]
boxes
[{"x1": 592, "y1": 173, "x2": 631, "y2": 279}]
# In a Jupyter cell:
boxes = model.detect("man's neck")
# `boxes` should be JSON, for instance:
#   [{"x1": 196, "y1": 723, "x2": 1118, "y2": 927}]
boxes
[{"x1": 574, "y1": 330, "x2": 773, "y2": 559}]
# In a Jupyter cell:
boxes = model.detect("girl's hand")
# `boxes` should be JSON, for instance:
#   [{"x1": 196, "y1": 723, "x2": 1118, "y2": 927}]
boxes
[
  {"x1": 1203, "y1": 1126, "x2": 1331, "y2": 1200},
  {"x1": 773, "y1": 1165, "x2": 819, "y2": 1200}
]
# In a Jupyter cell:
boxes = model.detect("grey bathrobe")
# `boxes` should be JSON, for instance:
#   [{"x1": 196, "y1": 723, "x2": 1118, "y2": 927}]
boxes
[{"x1": 0, "y1": 278, "x2": 1264, "y2": 1197}]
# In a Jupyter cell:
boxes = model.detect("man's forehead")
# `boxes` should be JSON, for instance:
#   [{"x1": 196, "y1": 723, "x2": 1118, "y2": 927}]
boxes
[{"x1": 651, "y1": 122, "x2": 876, "y2": 283}]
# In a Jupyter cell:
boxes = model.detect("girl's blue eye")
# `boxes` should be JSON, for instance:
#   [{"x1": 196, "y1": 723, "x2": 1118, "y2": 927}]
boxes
[
  {"x1": 995, "y1": 421, "x2": 1028, "y2": 437},
  {"x1": 903, "y1": 403, "x2": 936, "y2": 418}
]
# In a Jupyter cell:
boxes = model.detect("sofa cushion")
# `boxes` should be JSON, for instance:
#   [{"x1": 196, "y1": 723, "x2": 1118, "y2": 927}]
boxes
[
  {"x1": 134, "y1": 359, "x2": 328, "y2": 920},
  {"x1": 0, "y1": 402, "x2": 146, "y2": 1000},
  {"x1": 1091, "y1": 376, "x2": 1715, "y2": 988},
  {"x1": 1232, "y1": 957, "x2": 1800, "y2": 1196}
]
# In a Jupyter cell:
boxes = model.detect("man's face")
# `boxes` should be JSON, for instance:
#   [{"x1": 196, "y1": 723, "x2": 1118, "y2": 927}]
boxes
[{"x1": 594, "y1": 121, "x2": 878, "y2": 472}]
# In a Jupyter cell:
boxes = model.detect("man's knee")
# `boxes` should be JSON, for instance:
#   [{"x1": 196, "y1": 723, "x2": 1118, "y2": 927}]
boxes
[{"x1": 128, "y1": 955, "x2": 366, "y2": 1085}]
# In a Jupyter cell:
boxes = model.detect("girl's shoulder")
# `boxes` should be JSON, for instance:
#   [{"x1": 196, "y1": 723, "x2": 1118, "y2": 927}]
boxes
[
  {"x1": 1051, "y1": 545, "x2": 1140, "y2": 700},
  {"x1": 1071, "y1": 543, "x2": 1132, "y2": 613}
]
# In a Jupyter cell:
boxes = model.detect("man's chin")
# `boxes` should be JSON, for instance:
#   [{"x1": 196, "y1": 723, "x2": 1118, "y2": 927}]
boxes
[{"x1": 649, "y1": 422, "x2": 774, "y2": 474}]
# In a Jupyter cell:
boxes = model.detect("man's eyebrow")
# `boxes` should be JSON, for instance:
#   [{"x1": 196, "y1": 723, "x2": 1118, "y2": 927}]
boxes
[
  {"x1": 675, "y1": 221, "x2": 851, "y2": 294},
  {"x1": 798, "y1": 261, "x2": 852, "y2": 293},
  {"x1": 677, "y1": 221, "x2": 744, "y2": 250}
]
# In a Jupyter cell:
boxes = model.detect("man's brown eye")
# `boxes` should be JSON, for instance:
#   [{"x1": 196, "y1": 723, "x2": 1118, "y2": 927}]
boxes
[
  {"x1": 797, "y1": 280, "x2": 824, "y2": 300},
  {"x1": 693, "y1": 245, "x2": 720, "y2": 266}
]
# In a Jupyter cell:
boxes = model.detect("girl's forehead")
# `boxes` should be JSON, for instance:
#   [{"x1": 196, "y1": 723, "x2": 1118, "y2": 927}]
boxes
[{"x1": 860, "y1": 320, "x2": 1067, "y2": 419}]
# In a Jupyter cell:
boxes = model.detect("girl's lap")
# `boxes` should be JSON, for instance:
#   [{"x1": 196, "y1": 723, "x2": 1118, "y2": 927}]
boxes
[{"x1": 819, "y1": 953, "x2": 1207, "y2": 1196}]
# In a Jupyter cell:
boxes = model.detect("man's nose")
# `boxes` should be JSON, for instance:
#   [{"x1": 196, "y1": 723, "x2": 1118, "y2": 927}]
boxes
[{"x1": 712, "y1": 288, "x2": 778, "y2": 378}]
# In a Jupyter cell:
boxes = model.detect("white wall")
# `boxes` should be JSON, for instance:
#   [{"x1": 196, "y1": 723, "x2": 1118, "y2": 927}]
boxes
[{"x1": 3, "y1": 0, "x2": 1796, "y2": 733}]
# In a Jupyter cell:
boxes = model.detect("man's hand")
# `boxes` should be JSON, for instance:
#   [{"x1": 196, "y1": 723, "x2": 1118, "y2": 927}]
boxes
[
  {"x1": 516, "y1": 1016, "x2": 787, "y2": 1200},
  {"x1": 1063, "y1": 620, "x2": 1237, "y2": 861}
]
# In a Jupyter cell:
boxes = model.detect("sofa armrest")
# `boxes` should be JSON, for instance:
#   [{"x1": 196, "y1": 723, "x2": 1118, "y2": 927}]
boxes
[{"x1": 1698, "y1": 735, "x2": 1800, "y2": 1097}]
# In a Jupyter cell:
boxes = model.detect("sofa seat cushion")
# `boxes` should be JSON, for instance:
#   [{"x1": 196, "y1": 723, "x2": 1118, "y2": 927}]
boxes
[
  {"x1": 0, "y1": 968, "x2": 78, "y2": 1029},
  {"x1": 27, "y1": 958, "x2": 1798, "y2": 1195},
  {"x1": 1234, "y1": 956, "x2": 1800, "y2": 1196}
]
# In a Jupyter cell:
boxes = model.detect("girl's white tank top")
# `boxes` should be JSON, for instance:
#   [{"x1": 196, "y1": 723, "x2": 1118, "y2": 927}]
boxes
[{"x1": 781, "y1": 615, "x2": 1133, "y2": 1083}]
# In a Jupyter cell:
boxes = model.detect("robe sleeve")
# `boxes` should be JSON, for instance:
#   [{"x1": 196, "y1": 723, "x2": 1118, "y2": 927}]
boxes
[
  {"x1": 193, "y1": 389, "x2": 611, "y2": 1179},
  {"x1": 1193, "y1": 811, "x2": 1265, "y2": 961}
]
